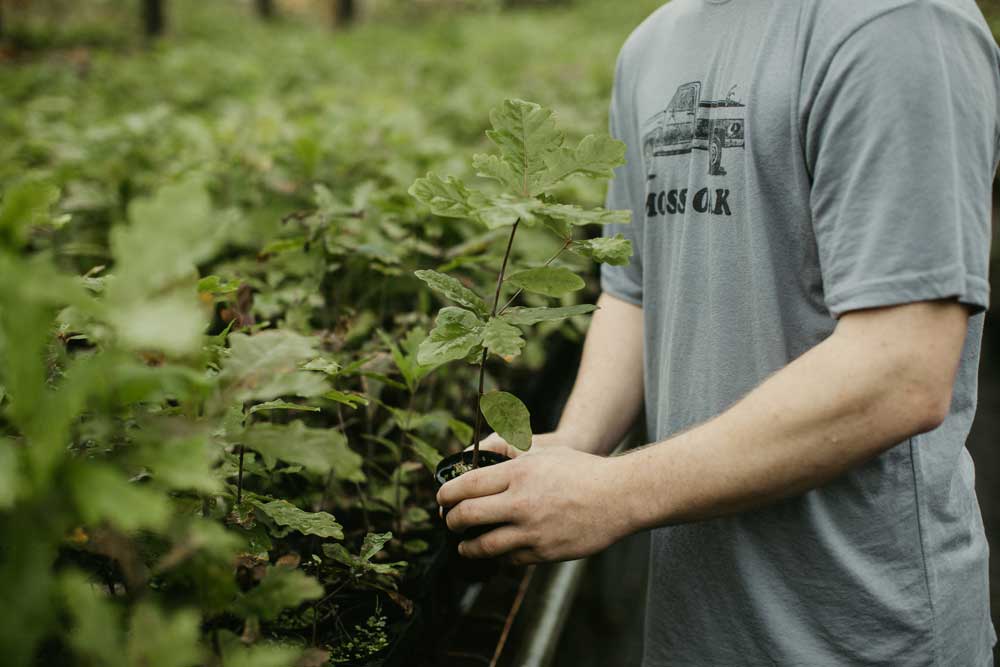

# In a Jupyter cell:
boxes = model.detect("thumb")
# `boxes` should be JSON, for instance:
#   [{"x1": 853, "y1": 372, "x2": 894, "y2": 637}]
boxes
[{"x1": 466, "y1": 432, "x2": 522, "y2": 459}]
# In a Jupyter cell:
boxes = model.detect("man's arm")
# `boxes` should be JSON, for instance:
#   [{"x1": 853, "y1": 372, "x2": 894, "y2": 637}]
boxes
[
  {"x1": 477, "y1": 290, "x2": 644, "y2": 457},
  {"x1": 617, "y1": 299, "x2": 967, "y2": 528},
  {"x1": 440, "y1": 299, "x2": 969, "y2": 563}
]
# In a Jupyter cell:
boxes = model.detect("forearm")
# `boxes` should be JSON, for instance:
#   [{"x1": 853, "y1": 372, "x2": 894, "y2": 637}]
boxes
[
  {"x1": 616, "y1": 301, "x2": 966, "y2": 529},
  {"x1": 553, "y1": 291, "x2": 644, "y2": 456}
]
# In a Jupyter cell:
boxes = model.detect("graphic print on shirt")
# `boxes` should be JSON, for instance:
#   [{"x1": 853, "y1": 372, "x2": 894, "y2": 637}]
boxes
[
  {"x1": 642, "y1": 81, "x2": 746, "y2": 178},
  {"x1": 641, "y1": 81, "x2": 746, "y2": 219}
]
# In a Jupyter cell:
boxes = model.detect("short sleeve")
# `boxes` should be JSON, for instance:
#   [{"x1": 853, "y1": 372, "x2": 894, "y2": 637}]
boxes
[
  {"x1": 804, "y1": 2, "x2": 999, "y2": 318},
  {"x1": 601, "y1": 52, "x2": 645, "y2": 307}
]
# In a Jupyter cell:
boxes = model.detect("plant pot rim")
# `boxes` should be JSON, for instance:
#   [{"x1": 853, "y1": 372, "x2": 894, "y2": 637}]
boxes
[{"x1": 434, "y1": 450, "x2": 510, "y2": 488}]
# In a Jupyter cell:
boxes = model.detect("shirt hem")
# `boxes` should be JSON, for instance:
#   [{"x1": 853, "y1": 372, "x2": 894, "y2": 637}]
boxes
[{"x1": 824, "y1": 265, "x2": 990, "y2": 318}]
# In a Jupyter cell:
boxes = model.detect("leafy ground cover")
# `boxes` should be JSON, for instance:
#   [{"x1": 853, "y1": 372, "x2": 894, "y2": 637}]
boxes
[{"x1": 0, "y1": 1, "x2": 660, "y2": 665}]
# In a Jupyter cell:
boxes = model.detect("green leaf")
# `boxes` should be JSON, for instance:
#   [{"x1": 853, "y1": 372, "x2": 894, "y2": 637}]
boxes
[
  {"x1": 135, "y1": 435, "x2": 222, "y2": 494},
  {"x1": 506, "y1": 267, "x2": 584, "y2": 297},
  {"x1": 322, "y1": 533, "x2": 406, "y2": 580},
  {"x1": 108, "y1": 291, "x2": 207, "y2": 358},
  {"x1": 482, "y1": 318, "x2": 525, "y2": 358},
  {"x1": 475, "y1": 100, "x2": 625, "y2": 197},
  {"x1": 197, "y1": 275, "x2": 241, "y2": 294},
  {"x1": 126, "y1": 603, "x2": 202, "y2": 667},
  {"x1": 537, "y1": 134, "x2": 627, "y2": 191},
  {"x1": 379, "y1": 327, "x2": 433, "y2": 392},
  {"x1": 404, "y1": 539, "x2": 430, "y2": 555},
  {"x1": 479, "y1": 391, "x2": 532, "y2": 451},
  {"x1": 414, "y1": 270, "x2": 487, "y2": 316},
  {"x1": 247, "y1": 400, "x2": 321, "y2": 416},
  {"x1": 107, "y1": 177, "x2": 225, "y2": 302},
  {"x1": 484, "y1": 99, "x2": 564, "y2": 197},
  {"x1": 570, "y1": 234, "x2": 634, "y2": 265},
  {"x1": 472, "y1": 153, "x2": 521, "y2": 192},
  {"x1": 303, "y1": 357, "x2": 341, "y2": 375},
  {"x1": 182, "y1": 519, "x2": 246, "y2": 562},
  {"x1": 70, "y1": 464, "x2": 171, "y2": 532},
  {"x1": 406, "y1": 434, "x2": 443, "y2": 472},
  {"x1": 322, "y1": 389, "x2": 370, "y2": 409},
  {"x1": 218, "y1": 631, "x2": 303, "y2": 667},
  {"x1": 448, "y1": 418, "x2": 473, "y2": 446},
  {"x1": 408, "y1": 173, "x2": 477, "y2": 219},
  {"x1": 218, "y1": 331, "x2": 329, "y2": 402},
  {"x1": 100, "y1": 178, "x2": 231, "y2": 358},
  {"x1": 251, "y1": 498, "x2": 344, "y2": 539},
  {"x1": 538, "y1": 202, "x2": 631, "y2": 226},
  {"x1": 234, "y1": 567, "x2": 323, "y2": 621},
  {"x1": 500, "y1": 304, "x2": 599, "y2": 325},
  {"x1": 0, "y1": 180, "x2": 60, "y2": 249},
  {"x1": 242, "y1": 421, "x2": 363, "y2": 482},
  {"x1": 360, "y1": 532, "x2": 393, "y2": 561},
  {"x1": 417, "y1": 307, "x2": 484, "y2": 366},
  {"x1": 476, "y1": 194, "x2": 542, "y2": 229},
  {"x1": 61, "y1": 571, "x2": 126, "y2": 667}
]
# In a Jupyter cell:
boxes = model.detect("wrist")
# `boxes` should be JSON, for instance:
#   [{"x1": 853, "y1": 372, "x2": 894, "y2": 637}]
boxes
[
  {"x1": 608, "y1": 444, "x2": 680, "y2": 534},
  {"x1": 536, "y1": 429, "x2": 582, "y2": 452},
  {"x1": 550, "y1": 425, "x2": 603, "y2": 454},
  {"x1": 605, "y1": 453, "x2": 647, "y2": 537}
]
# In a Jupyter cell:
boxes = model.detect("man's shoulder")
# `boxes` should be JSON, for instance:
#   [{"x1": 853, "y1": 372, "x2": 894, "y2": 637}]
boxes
[
  {"x1": 614, "y1": 1, "x2": 689, "y2": 75},
  {"x1": 804, "y1": 0, "x2": 992, "y2": 48},
  {"x1": 619, "y1": 0, "x2": 991, "y2": 60}
]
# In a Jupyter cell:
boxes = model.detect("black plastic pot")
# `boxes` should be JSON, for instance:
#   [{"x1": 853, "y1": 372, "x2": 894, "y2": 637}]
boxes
[
  {"x1": 434, "y1": 450, "x2": 511, "y2": 582},
  {"x1": 434, "y1": 450, "x2": 510, "y2": 488}
]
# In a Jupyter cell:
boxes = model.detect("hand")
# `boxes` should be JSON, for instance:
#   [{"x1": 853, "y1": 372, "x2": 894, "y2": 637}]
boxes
[
  {"x1": 467, "y1": 431, "x2": 572, "y2": 460},
  {"x1": 436, "y1": 446, "x2": 633, "y2": 565}
]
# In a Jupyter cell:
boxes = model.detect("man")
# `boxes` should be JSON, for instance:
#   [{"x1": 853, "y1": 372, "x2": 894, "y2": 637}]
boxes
[{"x1": 437, "y1": 0, "x2": 1000, "y2": 664}]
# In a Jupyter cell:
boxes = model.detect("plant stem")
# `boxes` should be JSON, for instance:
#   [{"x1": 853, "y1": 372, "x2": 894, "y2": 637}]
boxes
[
  {"x1": 471, "y1": 220, "x2": 520, "y2": 469},
  {"x1": 497, "y1": 237, "x2": 572, "y2": 315}
]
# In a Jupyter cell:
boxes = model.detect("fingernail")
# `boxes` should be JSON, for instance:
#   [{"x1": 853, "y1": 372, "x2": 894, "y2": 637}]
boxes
[{"x1": 457, "y1": 542, "x2": 465, "y2": 557}]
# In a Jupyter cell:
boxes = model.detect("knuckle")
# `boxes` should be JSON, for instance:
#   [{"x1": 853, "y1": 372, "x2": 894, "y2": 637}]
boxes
[
  {"x1": 478, "y1": 535, "x2": 498, "y2": 558},
  {"x1": 467, "y1": 469, "x2": 486, "y2": 492},
  {"x1": 445, "y1": 504, "x2": 464, "y2": 532}
]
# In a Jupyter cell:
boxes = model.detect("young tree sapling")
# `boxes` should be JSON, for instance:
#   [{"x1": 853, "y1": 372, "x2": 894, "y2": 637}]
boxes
[{"x1": 409, "y1": 99, "x2": 633, "y2": 477}]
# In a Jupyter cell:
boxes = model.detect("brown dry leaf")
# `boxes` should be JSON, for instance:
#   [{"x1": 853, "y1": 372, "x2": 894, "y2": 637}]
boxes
[{"x1": 275, "y1": 552, "x2": 301, "y2": 569}]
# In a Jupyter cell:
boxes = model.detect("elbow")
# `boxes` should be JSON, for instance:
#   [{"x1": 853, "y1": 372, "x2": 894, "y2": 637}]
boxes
[
  {"x1": 908, "y1": 384, "x2": 951, "y2": 434},
  {"x1": 896, "y1": 359, "x2": 954, "y2": 435}
]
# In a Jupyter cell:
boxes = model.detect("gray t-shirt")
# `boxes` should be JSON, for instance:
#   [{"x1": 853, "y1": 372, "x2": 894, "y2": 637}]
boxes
[{"x1": 601, "y1": 0, "x2": 1000, "y2": 664}]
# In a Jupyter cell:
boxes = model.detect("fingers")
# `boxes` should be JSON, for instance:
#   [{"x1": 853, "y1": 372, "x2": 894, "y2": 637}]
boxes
[
  {"x1": 458, "y1": 525, "x2": 530, "y2": 560},
  {"x1": 437, "y1": 460, "x2": 512, "y2": 508},
  {"x1": 445, "y1": 494, "x2": 512, "y2": 533},
  {"x1": 465, "y1": 432, "x2": 520, "y2": 459}
]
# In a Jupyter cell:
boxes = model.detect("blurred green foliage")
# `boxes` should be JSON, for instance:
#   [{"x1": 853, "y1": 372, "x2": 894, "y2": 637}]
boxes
[{"x1": 0, "y1": 1, "x2": 661, "y2": 665}]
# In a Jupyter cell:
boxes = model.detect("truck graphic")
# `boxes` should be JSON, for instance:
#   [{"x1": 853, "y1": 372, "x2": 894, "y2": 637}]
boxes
[{"x1": 642, "y1": 81, "x2": 746, "y2": 177}]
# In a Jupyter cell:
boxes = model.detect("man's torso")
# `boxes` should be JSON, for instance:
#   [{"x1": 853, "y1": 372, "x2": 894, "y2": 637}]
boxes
[{"x1": 603, "y1": 1, "x2": 998, "y2": 664}]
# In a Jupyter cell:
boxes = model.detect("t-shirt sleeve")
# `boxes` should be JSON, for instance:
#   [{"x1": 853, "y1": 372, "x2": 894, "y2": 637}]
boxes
[
  {"x1": 600, "y1": 51, "x2": 645, "y2": 307},
  {"x1": 804, "y1": 3, "x2": 999, "y2": 318}
]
